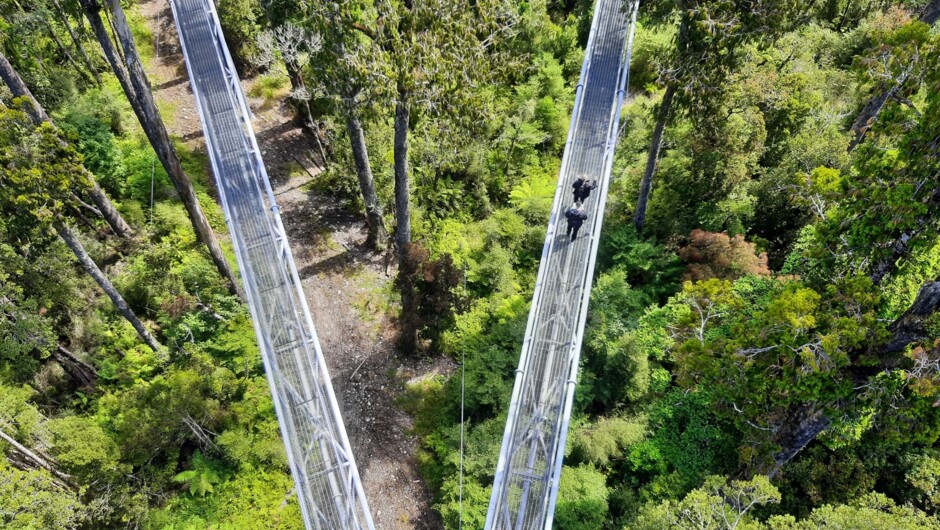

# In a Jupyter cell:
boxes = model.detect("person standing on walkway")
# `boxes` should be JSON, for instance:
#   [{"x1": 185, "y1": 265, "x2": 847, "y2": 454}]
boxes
[
  {"x1": 565, "y1": 202, "x2": 588, "y2": 241},
  {"x1": 574, "y1": 177, "x2": 598, "y2": 203},
  {"x1": 572, "y1": 176, "x2": 587, "y2": 203}
]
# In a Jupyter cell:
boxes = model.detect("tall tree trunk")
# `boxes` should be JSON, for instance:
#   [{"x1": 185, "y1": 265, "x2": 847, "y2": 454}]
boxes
[
  {"x1": 393, "y1": 88, "x2": 418, "y2": 353},
  {"x1": 345, "y1": 108, "x2": 387, "y2": 251},
  {"x1": 883, "y1": 278, "x2": 940, "y2": 355},
  {"x1": 53, "y1": 0, "x2": 102, "y2": 86},
  {"x1": 0, "y1": 52, "x2": 49, "y2": 124},
  {"x1": 18, "y1": 0, "x2": 99, "y2": 88},
  {"x1": 0, "y1": 428, "x2": 77, "y2": 489},
  {"x1": 766, "y1": 410, "x2": 830, "y2": 478},
  {"x1": 394, "y1": 91, "x2": 411, "y2": 256},
  {"x1": 284, "y1": 61, "x2": 328, "y2": 165},
  {"x1": 758, "y1": 275, "x2": 940, "y2": 478},
  {"x1": 0, "y1": 50, "x2": 134, "y2": 238},
  {"x1": 921, "y1": 0, "x2": 940, "y2": 25},
  {"x1": 87, "y1": 180, "x2": 135, "y2": 238},
  {"x1": 81, "y1": 0, "x2": 143, "y2": 119},
  {"x1": 54, "y1": 222, "x2": 162, "y2": 352},
  {"x1": 634, "y1": 83, "x2": 676, "y2": 233},
  {"x1": 848, "y1": 2, "x2": 940, "y2": 152},
  {"x1": 101, "y1": 0, "x2": 243, "y2": 299}
]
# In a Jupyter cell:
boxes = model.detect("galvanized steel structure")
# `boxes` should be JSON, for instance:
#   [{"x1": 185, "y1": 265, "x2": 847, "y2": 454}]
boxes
[
  {"x1": 485, "y1": 0, "x2": 639, "y2": 528},
  {"x1": 168, "y1": 0, "x2": 373, "y2": 527}
]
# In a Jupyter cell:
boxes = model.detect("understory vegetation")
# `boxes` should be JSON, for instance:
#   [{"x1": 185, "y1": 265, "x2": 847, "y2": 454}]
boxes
[{"x1": 1, "y1": 0, "x2": 940, "y2": 528}]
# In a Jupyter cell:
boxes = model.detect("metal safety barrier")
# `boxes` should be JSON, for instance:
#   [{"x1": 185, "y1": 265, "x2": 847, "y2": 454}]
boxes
[
  {"x1": 168, "y1": 0, "x2": 373, "y2": 527},
  {"x1": 485, "y1": 0, "x2": 639, "y2": 528}
]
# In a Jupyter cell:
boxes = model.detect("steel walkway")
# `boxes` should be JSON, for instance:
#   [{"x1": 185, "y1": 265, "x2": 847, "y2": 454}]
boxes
[
  {"x1": 485, "y1": 0, "x2": 639, "y2": 528},
  {"x1": 168, "y1": 0, "x2": 373, "y2": 528}
]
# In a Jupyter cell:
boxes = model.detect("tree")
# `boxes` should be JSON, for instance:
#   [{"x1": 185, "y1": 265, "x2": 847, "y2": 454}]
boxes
[
  {"x1": 767, "y1": 492, "x2": 940, "y2": 529},
  {"x1": 554, "y1": 465, "x2": 610, "y2": 530},
  {"x1": 633, "y1": 0, "x2": 805, "y2": 232},
  {"x1": 0, "y1": 104, "x2": 162, "y2": 352},
  {"x1": 260, "y1": 6, "x2": 389, "y2": 250},
  {"x1": 0, "y1": 49, "x2": 134, "y2": 239},
  {"x1": 847, "y1": 2, "x2": 940, "y2": 152},
  {"x1": 347, "y1": 0, "x2": 520, "y2": 351},
  {"x1": 78, "y1": 0, "x2": 243, "y2": 299},
  {"x1": 838, "y1": 27, "x2": 940, "y2": 286},
  {"x1": 678, "y1": 230, "x2": 770, "y2": 282},
  {"x1": 632, "y1": 475, "x2": 780, "y2": 530},
  {"x1": 0, "y1": 460, "x2": 88, "y2": 528}
]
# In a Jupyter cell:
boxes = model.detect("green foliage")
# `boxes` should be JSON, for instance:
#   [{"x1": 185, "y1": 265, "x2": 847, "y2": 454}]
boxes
[
  {"x1": 633, "y1": 475, "x2": 780, "y2": 530},
  {"x1": 0, "y1": 104, "x2": 88, "y2": 226},
  {"x1": 768, "y1": 492, "x2": 940, "y2": 530},
  {"x1": 628, "y1": 390, "x2": 740, "y2": 499},
  {"x1": 48, "y1": 415, "x2": 123, "y2": 480},
  {"x1": 568, "y1": 415, "x2": 647, "y2": 469},
  {"x1": 149, "y1": 466, "x2": 302, "y2": 529},
  {"x1": 174, "y1": 450, "x2": 223, "y2": 497},
  {"x1": 0, "y1": 459, "x2": 88, "y2": 529},
  {"x1": 598, "y1": 226, "x2": 682, "y2": 302},
  {"x1": 554, "y1": 464, "x2": 609, "y2": 530},
  {"x1": 248, "y1": 72, "x2": 290, "y2": 102},
  {"x1": 216, "y1": 0, "x2": 263, "y2": 72}
]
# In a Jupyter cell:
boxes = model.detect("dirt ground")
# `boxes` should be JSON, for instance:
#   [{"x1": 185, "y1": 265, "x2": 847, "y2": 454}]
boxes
[{"x1": 137, "y1": 1, "x2": 449, "y2": 527}]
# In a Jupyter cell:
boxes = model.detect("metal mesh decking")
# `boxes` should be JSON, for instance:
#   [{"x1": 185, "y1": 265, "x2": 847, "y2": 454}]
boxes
[
  {"x1": 485, "y1": 0, "x2": 639, "y2": 528},
  {"x1": 167, "y1": 0, "x2": 373, "y2": 528}
]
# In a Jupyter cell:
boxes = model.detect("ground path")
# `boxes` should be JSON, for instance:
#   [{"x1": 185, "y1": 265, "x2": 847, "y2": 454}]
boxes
[{"x1": 137, "y1": 0, "x2": 448, "y2": 526}]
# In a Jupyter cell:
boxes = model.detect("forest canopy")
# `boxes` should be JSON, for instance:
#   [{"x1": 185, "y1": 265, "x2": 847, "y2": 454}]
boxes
[{"x1": 1, "y1": 0, "x2": 940, "y2": 528}]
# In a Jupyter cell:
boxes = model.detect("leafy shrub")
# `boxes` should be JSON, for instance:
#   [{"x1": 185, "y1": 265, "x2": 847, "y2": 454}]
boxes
[
  {"x1": 217, "y1": 0, "x2": 263, "y2": 74},
  {"x1": 678, "y1": 229, "x2": 771, "y2": 282},
  {"x1": 568, "y1": 415, "x2": 647, "y2": 468},
  {"x1": 554, "y1": 465, "x2": 609, "y2": 530}
]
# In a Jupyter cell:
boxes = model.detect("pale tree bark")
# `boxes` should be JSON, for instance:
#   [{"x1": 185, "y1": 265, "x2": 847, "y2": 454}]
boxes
[
  {"x1": 394, "y1": 88, "x2": 418, "y2": 352},
  {"x1": 10, "y1": 0, "x2": 99, "y2": 88},
  {"x1": 80, "y1": 0, "x2": 141, "y2": 118},
  {"x1": 55, "y1": 222, "x2": 162, "y2": 352},
  {"x1": 634, "y1": 83, "x2": 675, "y2": 233},
  {"x1": 52, "y1": 0, "x2": 102, "y2": 86},
  {"x1": 0, "y1": 428, "x2": 77, "y2": 489},
  {"x1": 345, "y1": 107, "x2": 388, "y2": 251},
  {"x1": 0, "y1": 50, "x2": 135, "y2": 239},
  {"x1": 848, "y1": 0, "x2": 940, "y2": 152},
  {"x1": 393, "y1": 91, "x2": 411, "y2": 257},
  {"x1": 53, "y1": 345, "x2": 98, "y2": 387},
  {"x1": 284, "y1": 61, "x2": 328, "y2": 165},
  {"x1": 0, "y1": 52, "x2": 49, "y2": 124},
  {"x1": 100, "y1": 0, "x2": 243, "y2": 299}
]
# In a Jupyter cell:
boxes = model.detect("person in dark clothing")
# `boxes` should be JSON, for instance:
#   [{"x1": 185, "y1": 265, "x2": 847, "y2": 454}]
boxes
[
  {"x1": 572, "y1": 176, "x2": 588, "y2": 203},
  {"x1": 565, "y1": 203, "x2": 588, "y2": 241},
  {"x1": 573, "y1": 177, "x2": 598, "y2": 203}
]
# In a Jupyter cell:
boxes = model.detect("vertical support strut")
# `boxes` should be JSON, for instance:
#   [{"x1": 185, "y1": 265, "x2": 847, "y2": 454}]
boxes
[
  {"x1": 167, "y1": 0, "x2": 374, "y2": 527},
  {"x1": 485, "y1": 0, "x2": 639, "y2": 528}
]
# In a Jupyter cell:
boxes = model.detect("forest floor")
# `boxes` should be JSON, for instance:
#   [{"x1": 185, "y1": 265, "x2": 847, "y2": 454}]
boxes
[{"x1": 137, "y1": 0, "x2": 450, "y2": 527}]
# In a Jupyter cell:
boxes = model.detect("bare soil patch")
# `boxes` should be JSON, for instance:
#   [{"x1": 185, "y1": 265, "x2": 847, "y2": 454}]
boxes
[{"x1": 138, "y1": 0, "x2": 448, "y2": 527}]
